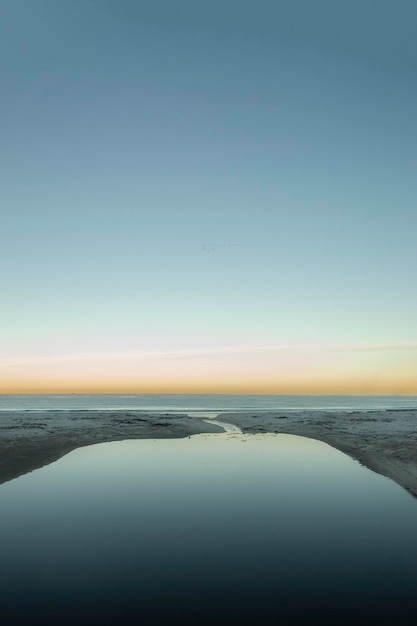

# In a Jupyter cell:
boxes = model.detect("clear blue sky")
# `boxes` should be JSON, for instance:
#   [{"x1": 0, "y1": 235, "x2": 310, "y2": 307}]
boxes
[{"x1": 1, "y1": 1, "x2": 417, "y2": 392}]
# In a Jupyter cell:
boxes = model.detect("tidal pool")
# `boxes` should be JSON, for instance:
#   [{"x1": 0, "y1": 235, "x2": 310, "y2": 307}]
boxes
[{"x1": 1, "y1": 432, "x2": 417, "y2": 624}]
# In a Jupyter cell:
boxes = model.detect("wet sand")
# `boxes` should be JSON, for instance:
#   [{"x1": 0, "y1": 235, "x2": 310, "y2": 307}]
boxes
[
  {"x1": 1, "y1": 409, "x2": 416, "y2": 498},
  {"x1": 220, "y1": 409, "x2": 417, "y2": 498},
  {"x1": 0, "y1": 411, "x2": 223, "y2": 486}
]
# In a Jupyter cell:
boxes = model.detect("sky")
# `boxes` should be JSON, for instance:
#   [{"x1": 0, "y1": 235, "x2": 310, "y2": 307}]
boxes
[{"x1": 1, "y1": 0, "x2": 417, "y2": 394}]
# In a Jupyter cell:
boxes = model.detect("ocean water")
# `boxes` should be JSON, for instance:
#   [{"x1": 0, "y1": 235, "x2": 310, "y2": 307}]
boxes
[
  {"x1": 1, "y1": 433, "x2": 417, "y2": 624},
  {"x1": 1, "y1": 393, "x2": 417, "y2": 412}
]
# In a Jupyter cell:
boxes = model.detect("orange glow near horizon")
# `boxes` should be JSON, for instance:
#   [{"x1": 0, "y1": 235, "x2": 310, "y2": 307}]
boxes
[
  {"x1": 2, "y1": 344, "x2": 417, "y2": 394},
  {"x1": 2, "y1": 373, "x2": 417, "y2": 395}
]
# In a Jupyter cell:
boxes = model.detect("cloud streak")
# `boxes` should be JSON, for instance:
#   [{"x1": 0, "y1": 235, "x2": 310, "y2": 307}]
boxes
[{"x1": 2, "y1": 341, "x2": 417, "y2": 369}]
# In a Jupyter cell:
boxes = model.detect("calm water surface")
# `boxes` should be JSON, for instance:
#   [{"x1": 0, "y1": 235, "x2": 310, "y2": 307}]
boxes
[
  {"x1": 1, "y1": 432, "x2": 417, "y2": 624},
  {"x1": 1, "y1": 393, "x2": 417, "y2": 412}
]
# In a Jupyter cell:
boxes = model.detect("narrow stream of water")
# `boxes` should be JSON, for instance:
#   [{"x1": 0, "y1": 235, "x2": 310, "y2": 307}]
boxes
[{"x1": 201, "y1": 417, "x2": 243, "y2": 434}]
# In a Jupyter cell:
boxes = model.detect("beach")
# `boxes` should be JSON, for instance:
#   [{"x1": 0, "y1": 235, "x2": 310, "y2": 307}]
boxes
[
  {"x1": 0, "y1": 411, "x2": 224, "y2": 486},
  {"x1": 1, "y1": 409, "x2": 416, "y2": 498},
  {"x1": 222, "y1": 409, "x2": 417, "y2": 498}
]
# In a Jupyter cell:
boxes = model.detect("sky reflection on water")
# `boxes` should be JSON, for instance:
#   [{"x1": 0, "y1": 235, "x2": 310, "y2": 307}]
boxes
[{"x1": 1, "y1": 433, "x2": 417, "y2": 624}]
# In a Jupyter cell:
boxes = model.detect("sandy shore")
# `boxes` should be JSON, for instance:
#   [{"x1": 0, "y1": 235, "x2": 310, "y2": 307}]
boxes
[
  {"x1": 220, "y1": 409, "x2": 417, "y2": 498},
  {"x1": 0, "y1": 410, "x2": 223, "y2": 486},
  {"x1": 1, "y1": 409, "x2": 416, "y2": 498}
]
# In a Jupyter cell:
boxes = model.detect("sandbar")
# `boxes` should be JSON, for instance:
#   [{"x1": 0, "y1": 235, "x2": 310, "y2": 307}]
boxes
[
  {"x1": 0, "y1": 410, "x2": 223, "y2": 486},
  {"x1": 221, "y1": 409, "x2": 417, "y2": 498},
  {"x1": 1, "y1": 409, "x2": 416, "y2": 498}
]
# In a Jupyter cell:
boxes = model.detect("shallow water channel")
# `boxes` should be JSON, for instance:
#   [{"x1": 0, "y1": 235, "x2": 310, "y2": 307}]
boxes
[{"x1": 1, "y1": 429, "x2": 417, "y2": 624}]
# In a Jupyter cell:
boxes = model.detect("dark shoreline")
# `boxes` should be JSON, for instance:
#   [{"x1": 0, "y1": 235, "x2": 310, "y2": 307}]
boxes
[
  {"x1": 1, "y1": 409, "x2": 417, "y2": 498},
  {"x1": 0, "y1": 411, "x2": 223, "y2": 486},
  {"x1": 221, "y1": 409, "x2": 417, "y2": 498}
]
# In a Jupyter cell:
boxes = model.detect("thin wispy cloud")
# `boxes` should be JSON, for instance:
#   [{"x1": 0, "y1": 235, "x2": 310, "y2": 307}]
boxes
[{"x1": 2, "y1": 341, "x2": 417, "y2": 369}]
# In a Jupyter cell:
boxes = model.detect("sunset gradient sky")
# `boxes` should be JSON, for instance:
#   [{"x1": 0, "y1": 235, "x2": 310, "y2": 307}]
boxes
[{"x1": 2, "y1": 0, "x2": 417, "y2": 393}]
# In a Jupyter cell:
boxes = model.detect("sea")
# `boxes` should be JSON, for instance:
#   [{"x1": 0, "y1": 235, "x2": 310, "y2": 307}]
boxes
[{"x1": 1, "y1": 393, "x2": 417, "y2": 413}]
